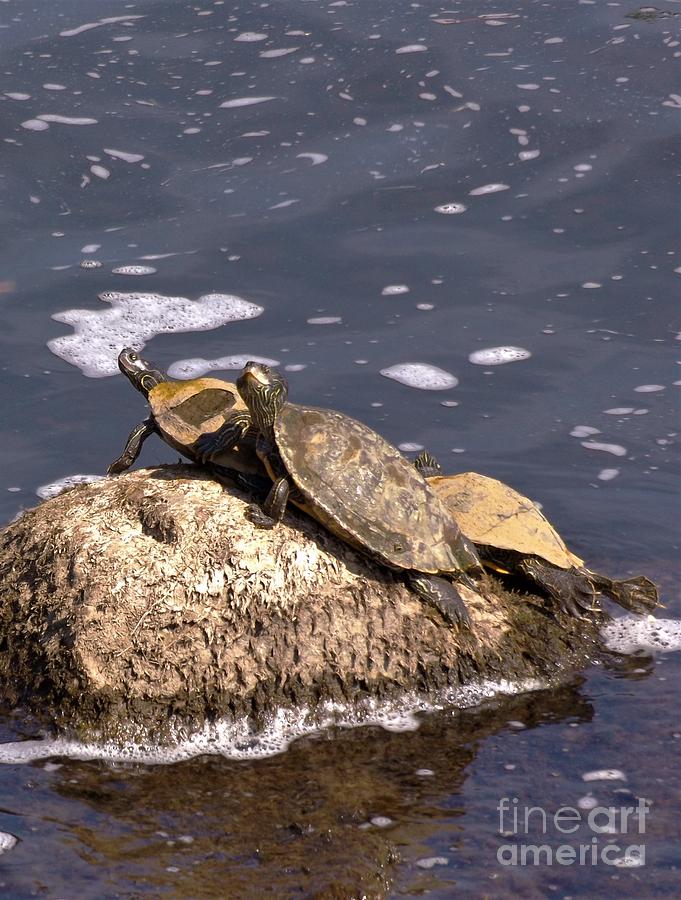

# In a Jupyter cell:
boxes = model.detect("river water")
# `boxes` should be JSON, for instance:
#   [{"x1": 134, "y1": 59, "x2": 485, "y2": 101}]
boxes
[{"x1": 0, "y1": 0, "x2": 679, "y2": 896}]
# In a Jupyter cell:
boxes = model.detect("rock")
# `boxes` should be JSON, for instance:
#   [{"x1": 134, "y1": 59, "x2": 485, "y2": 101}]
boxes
[{"x1": 0, "y1": 465, "x2": 603, "y2": 742}]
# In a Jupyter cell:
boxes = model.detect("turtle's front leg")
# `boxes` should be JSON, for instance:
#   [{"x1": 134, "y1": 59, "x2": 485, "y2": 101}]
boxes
[
  {"x1": 407, "y1": 572, "x2": 472, "y2": 628},
  {"x1": 194, "y1": 413, "x2": 252, "y2": 463},
  {"x1": 246, "y1": 476, "x2": 290, "y2": 528},
  {"x1": 107, "y1": 418, "x2": 157, "y2": 475}
]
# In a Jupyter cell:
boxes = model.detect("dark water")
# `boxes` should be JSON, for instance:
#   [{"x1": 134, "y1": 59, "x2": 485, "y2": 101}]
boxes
[{"x1": 0, "y1": 0, "x2": 679, "y2": 895}]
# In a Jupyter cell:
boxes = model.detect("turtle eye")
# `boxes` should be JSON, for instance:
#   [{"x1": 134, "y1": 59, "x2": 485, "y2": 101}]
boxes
[{"x1": 129, "y1": 353, "x2": 138, "y2": 361}]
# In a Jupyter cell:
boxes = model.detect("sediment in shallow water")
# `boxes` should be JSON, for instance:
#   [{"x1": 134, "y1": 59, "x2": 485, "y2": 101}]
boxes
[{"x1": 0, "y1": 465, "x2": 604, "y2": 743}]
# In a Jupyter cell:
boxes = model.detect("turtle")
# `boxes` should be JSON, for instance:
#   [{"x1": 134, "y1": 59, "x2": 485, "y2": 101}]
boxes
[
  {"x1": 414, "y1": 451, "x2": 660, "y2": 618},
  {"x1": 107, "y1": 348, "x2": 268, "y2": 493},
  {"x1": 194, "y1": 361, "x2": 486, "y2": 627}
]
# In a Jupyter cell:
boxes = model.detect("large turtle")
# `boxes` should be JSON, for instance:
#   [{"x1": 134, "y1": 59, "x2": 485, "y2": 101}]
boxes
[
  {"x1": 415, "y1": 451, "x2": 660, "y2": 617},
  {"x1": 107, "y1": 348, "x2": 268, "y2": 492},
  {"x1": 195, "y1": 362, "x2": 486, "y2": 627}
]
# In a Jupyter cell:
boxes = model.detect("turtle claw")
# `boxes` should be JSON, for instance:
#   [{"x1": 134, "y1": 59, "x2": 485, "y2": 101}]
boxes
[
  {"x1": 407, "y1": 572, "x2": 472, "y2": 629},
  {"x1": 245, "y1": 504, "x2": 277, "y2": 529},
  {"x1": 520, "y1": 559, "x2": 600, "y2": 619},
  {"x1": 589, "y1": 573, "x2": 661, "y2": 615}
]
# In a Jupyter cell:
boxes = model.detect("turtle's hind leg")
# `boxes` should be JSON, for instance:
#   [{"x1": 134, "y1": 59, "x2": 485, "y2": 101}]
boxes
[
  {"x1": 519, "y1": 558, "x2": 598, "y2": 618},
  {"x1": 406, "y1": 572, "x2": 471, "y2": 628},
  {"x1": 588, "y1": 572, "x2": 660, "y2": 615},
  {"x1": 246, "y1": 476, "x2": 290, "y2": 529}
]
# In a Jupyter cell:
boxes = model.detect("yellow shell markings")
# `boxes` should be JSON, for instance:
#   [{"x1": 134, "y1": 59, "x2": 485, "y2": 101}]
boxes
[
  {"x1": 274, "y1": 404, "x2": 468, "y2": 574},
  {"x1": 147, "y1": 377, "x2": 262, "y2": 475},
  {"x1": 427, "y1": 472, "x2": 583, "y2": 570}
]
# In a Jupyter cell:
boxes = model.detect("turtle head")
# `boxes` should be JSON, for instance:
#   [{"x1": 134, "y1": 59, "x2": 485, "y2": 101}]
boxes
[
  {"x1": 237, "y1": 361, "x2": 288, "y2": 429},
  {"x1": 117, "y1": 348, "x2": 165, "y2": 398}
]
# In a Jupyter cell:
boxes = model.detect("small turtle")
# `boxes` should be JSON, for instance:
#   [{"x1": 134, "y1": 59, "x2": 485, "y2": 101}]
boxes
[
  {"x1": 107, "y1": 348, "x2": 267, "y2": 491},
  {"x1": 195, "y1": 362, "x2": 485, "y2": 627},
  {"x1": 415, "y1": 451, "x2": 659, "y2": 617}
]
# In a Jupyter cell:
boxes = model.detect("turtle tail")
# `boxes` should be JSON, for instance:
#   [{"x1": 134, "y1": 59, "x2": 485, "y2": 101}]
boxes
[{"x1": 586, "y1": 572, "x2": 661, "y2": 615}]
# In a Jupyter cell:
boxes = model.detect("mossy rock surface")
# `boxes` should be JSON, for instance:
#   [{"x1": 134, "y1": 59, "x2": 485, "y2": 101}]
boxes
[{"x1": 0, "y1": 465, "x2": 604, "y2": 742}]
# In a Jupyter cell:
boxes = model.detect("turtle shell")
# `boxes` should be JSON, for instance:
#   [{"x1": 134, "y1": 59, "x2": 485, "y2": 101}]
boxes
[
  {"x1": 148, "y1": 377, "x2": 263, "y2": 475},
  {"x1": 273, "y1": 404, "x2": 473, "y2": 575},
  {"x1": 426, "y1": 472, "x2": 583, "y2": 570}
]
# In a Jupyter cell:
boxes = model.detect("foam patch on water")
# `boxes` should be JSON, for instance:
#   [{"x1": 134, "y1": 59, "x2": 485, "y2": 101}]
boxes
[
  {"x1": 112, "y1": 265, "x2": 156, "y2": 276},
  {"x1": 48, "y1": 292, "x2": 263, "y2": 377},
  {"x1": 601, "y1": 617, "x2": 681, "y2": 654},
  {"x1": 36, "y1": 474, "x2": 104, "y2": 500},
  {"x1": 468, "y1": 346, "x2": 531, "y2": 366},
  {"x1": 380, "y1": 363, "x2": 458, "y2": 390},
  {"x1": 167, "y1": 355, "x2": 279, "y2": 379},
  {"x1": 0, "y1": 833, "x2": 17, "y2": 854},
  {"x1": 0, "y1": 678, "x2": 543, "y2": 766}
]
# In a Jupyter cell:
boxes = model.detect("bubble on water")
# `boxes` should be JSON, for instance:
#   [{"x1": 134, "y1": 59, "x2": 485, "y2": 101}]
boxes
[
  {"x1": 581, "y1": 441, "x2": 627, "y2": 457},
  {"x1": 296, "y1": 152, "x2": 328, "y2": 165},
  {"x1": 80, "y1": 259, "x2": 102, "y2": 269},
  {"x1": 517, "y1": 83, "x2": 540, "y2": 90},
  {"x1": 36, "y1": 474, "x2": 104, "y2": 500},
  {"x1": 48, "y1": 291, "x2": 264, "y2": 377},
  {"x1": 469, "y1": 183, "x2": 510, "y2": 196},
  {"x1": 370, "y1": 816, "x2": 393, "y2": 828},
  {"x1": 21, "y1": 119, "x2": 50, "y2": 131},
  {"x1": 468, "y1": 347, "x2": 531, "y2": 366},
  {"x1": 112, "y1": 265, "x2": 156, "y2": 275},
  {"x1": 381, "y1": 284, "x2": 409, "y2": 296},
  {"x1": 90, "y1": 165, "x2": 110, "y2": 179},
  {"x1": 0, "y1": 833, "x2": 17, "y2": 854},
  {"x1": 167, "y1": 355, "x2": 279, "y2": 379},
  {"x1": 578, "y1": 795, "x2": 598, "y2": 811},
  {"x1": 570, "y1": 425, "x2": 600, "y2": 438},
  {"x1": 380, "y1": 363, "x2": 458, "y2": 391},
  {"x1": 634, "y1": 384, "x2": 664, "y2": 393},
  {"x1": 260, "y1": 47, "x2": 299, "y2": 58},
  {"x1": 43, "y1": 83, "x2": 66, "y2": 91},
  {"x1": 434, "y1": 202, "x2": 467, "y2": 215},
  {"x1": 4, "y1": 92, "x2": 31, "y2": 100},
  {"x1": 395, "y1": 44, "x2": 428, "y2": 53},
  {"x1": 40, "y1": 114, "x2": 98, "y2": 125},
  {"x1": 398, "y1": 442, "x2": 424, "y2": 452},
  {"x1": 234, "y1": 32, "x2": 267, "y2": 42},
  {"x1": 416, "y1": 857, "x2": 449, "y2": 869},
  {"x1": 59, "y1": 15, "x2": 145, "y2": 38},
  {"x1": 601, "y1": 617, "x2": 681, "y2": 654},
  {"x1": 582, "y1": 769, "x2": 626, "y2": 782},
  {"x1": 597, "y1": 468, "x2": 620, "y2": 481},
  {"x1": 581, "y1": 282, "x2": 602, "y2": 289},
  {"x1": 81, "y1": 243, "x2": 101, "y2": 253},
  {"x1": 219, "y1": 96, "x2": 277, "y2": 108},
  {"x1": 545, "y1": 36, "x2": 564, "y2": 44},
  {"x1": 519, "y1": 149, "x2": 540, "y2": 161},
  {"x1": 307, "y1": 316, "x2": 341, "y2": 325},
  {"x1": 440, "y1": 400, "x2": 459, "y2": 407},
  {"x1": 416, "y1": 768, "x2": 434, "y2": 776},
  {"x1": 603, "y1": 407, "x2": 634, "y2": 415},
  {"x1": 104, "y1": 148, "x2": 145, "y2": 163}
]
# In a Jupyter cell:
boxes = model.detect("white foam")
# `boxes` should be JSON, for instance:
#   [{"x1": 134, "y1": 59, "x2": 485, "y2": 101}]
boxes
[
  {"x1": 0, "y1": 833, "x2": 17, "y2": 854},
  {"x1": 167, "y1": 355, "x2": 279, "y2": 379},
  {"x1": 0, "y1": 677, "x2": 543, "y2": 766},
  {"x1": 571, "y1": 425, "x2": 600, "y2": 438},
  {"x1": 104, "y1": 148, "x2": 145, "y2": 163},
  {"x1": 219, "y1": 96, "x2": 277, "y2": 108},
  {"x1": 307, "y1": 316, "x2": 341, "y2": 325},
  {"x1": 597, "y1": 468, "x2": 620, "y2": 481},
  {"x1": 296, "y1": 152, "x2": 328, "y2": 165},
  {"x1": 469, "y1": 183, "x2": 510, "y2": 196},
  {"x1": 90, "y1": 165, "x2": 110, "y2": 179},
  {"x1": 434, "y1": 202, "x2": 467, "y2": 215},
  {"x1": 59, "y1": 15, "x2": 144, "y2": 37},
  {"x1": 468, "y1": 346, "x2": 531, "y2": 366},
  {"x1": 48, "y1": 291, "x2": 263, "y2": 378},
  {"x1": 582, "y1": 769, "x2": 626, "y2": 782},
  {"x1": 604, "y1": 407, "x2": 634, "y2": 415},
  {"x1": 601, "y1": 617, "x2": 681, "y2": 654},
  {"x1": 634, "y1": 384, "x2": 665, "y2": 393},
  {"x1": 381, "y1": 284, "x2": 410, "y2": 296},
  {"x1": 39, "y1": 114, "x2": 98, "y2": 125},
  {"x1": 112, "y1": 265, "x2": 156, "y2": 275},
  {"x1": 234, "y1": 32, "x2": 267, "y2": 42},
  {"x1": 580, "y1": 441, "x2": 627, "y2": 457},
  {"x1": 20, "y1": 119, "x2": 49, "y2": 131},
  {"x1": 259, "y1": 47, "x2": 299, "y2": 58},
  {"x1": 380, "y1": 363, "x2": 459, "y2": 390},
  {"x1": 398, "y1": 442, "x2": 424, "y2": 452},
  {"x1": 36, "y1": 474, "x2": 104, "y2": 500},
  {"x1": 395, "y1": 44, "x2": 428, "y2": 53}
]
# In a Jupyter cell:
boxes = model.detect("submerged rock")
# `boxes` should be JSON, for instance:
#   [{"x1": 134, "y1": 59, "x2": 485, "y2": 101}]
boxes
[{"x1": 0, "y1": 465, "x2": 603, "y2": 742}]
